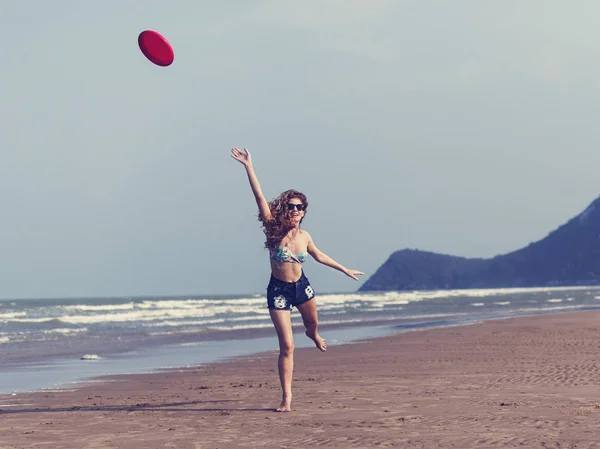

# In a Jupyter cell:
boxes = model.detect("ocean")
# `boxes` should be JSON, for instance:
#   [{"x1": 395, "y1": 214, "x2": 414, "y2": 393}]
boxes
[{"x1": 2, "y1": 285, "x2": 600, "y2": 394}]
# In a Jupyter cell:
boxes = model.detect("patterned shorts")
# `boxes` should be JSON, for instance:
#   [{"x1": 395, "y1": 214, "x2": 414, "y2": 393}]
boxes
[{"x1": 266, "y1": 272, "x2": 315, "y2": 311}]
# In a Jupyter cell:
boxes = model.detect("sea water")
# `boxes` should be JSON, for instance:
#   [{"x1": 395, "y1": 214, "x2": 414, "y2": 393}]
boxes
[{"x1": 1, "y1": 285, "x2": 600, "y2": 394}]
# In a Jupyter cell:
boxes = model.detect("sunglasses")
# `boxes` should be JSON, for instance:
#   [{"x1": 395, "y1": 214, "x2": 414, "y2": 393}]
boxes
[{"x1": 286, "y1": 203, "x2": 305, "y2": 211}]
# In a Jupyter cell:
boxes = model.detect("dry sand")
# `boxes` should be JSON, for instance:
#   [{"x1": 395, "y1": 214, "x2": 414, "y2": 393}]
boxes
[{"x1": 2, "y1": 311, "x2": 600, "y2": 448}]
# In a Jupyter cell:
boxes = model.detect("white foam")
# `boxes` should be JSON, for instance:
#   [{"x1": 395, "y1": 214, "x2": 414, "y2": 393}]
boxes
[
  {"x1": 547, "y1": 298, "x2": 563, "y2": 303},
  {"x1": 471, "y1": 303, "x2": 485, "y2": 307},
  {"x1": 61, "y1": 297, "x2": 268, "y2": 312},
  {"x1": 0, "y1": 311, "x2": 26, "y2": 320},
  {"x1": 328, "y1": 313, "x2": 464, "y2": 323},
  {"x1": 318, "y1": 286, "x2": 600, "y2": 309},
  {"x1": 511, "y1": 304, "x2": 587, "y2": 313},
  {"x1": 317, "y1": 293, "x2": 411, "y2": 306},
  {"x1": 63, "y1": 303, "x2": 135, "y2": 311},
  {"x1": 142, "y1": 315, "x2": 268, "y2": 328},
  {"x1": 361, "y1": 306, "x2": 403, "y2": 312},
  {"x1": 55, "y1": 302, "x2": 274, "y2": 325},
  {"x1": 0, "y1": 403, "x2": 34, "y2": 407},
  {"x1": 8, "y1": 317, "x2": 56, "y2": 323},
  {"x1": 148, "y1": 329, "x2": 211, "y2": 336},
  {"x1": 58, "y1": 308, "x2": 221, "y2": 324},
  {"x1": 207, "y1": 323, "x2": 274, "y2": 331},
  {"x1": 44, "y1": 328, "x2": 88, "y2": 335},
  {"x1": 493, "y1": 301, "x2": 511, "y2": 306}
]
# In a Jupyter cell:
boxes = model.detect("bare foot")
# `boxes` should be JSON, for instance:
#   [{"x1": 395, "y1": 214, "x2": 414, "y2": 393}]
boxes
[
  {"x1": 306, "y1": 330, "x2": 327, "y2": 352},
  {"x1": 277, "y1": 394, "x2": 292, "y2": 412}
]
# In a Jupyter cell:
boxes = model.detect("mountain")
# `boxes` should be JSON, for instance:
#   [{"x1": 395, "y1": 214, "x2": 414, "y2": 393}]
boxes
[{"x1": 359, "y1": 196, "x2": 600, "y2": 291}]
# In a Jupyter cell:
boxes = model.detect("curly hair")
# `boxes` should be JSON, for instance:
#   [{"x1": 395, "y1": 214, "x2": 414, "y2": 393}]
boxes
[{"x1": 259, "y1": 189, "x2": 308, "y2": 250}]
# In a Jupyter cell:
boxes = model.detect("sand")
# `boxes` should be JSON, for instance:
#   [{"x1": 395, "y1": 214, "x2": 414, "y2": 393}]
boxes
[{"x1": 2, "y1": 311, "x2": 600, "y2": 448}]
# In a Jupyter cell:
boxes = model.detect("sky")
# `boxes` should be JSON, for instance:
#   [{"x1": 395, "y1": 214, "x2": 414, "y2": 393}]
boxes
[{"x1": 1, "y1": 0, "x2": 599, "y2": 299}]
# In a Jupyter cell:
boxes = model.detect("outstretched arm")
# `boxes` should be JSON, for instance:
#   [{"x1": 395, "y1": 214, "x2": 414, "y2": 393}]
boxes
[
  {"x1": 307, "y1": 232, "x2": 364, "y2": 281},
  {"x1": 231, "y1": 147, "x2": 272, "y2": 222}
]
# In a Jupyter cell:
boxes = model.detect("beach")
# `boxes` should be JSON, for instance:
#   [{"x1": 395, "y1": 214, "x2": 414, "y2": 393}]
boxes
[{"x1": 2, "y1": 311, "x2": 600, "y2": 448}]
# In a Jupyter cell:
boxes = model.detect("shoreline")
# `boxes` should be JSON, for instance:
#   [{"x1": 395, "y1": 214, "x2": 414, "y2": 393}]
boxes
[
  {"x1": 2, "y1": 304, "x2": 600, "y2": 396},
  {"x1": 2, "y1": 310, "x2": 600, "y2": 447}
]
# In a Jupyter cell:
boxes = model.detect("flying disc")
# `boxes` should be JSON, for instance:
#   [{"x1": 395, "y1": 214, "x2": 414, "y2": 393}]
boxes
[{"x1": 138, "y1": 30, "x2": 174, "y2": 67}]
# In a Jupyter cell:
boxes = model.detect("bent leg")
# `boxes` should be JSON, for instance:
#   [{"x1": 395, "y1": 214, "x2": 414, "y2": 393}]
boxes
[
  {"x1": 296, "y1": 298, "x2": 327, "y2": 352},
  {"x1": 269, "y1": 309, "x2": 294, "y2": 411}
]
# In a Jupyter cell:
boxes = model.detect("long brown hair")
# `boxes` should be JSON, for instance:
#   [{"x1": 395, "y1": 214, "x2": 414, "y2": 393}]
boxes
[{"x1": 259, "y1": 189, "x2": 308, "y2": 249}]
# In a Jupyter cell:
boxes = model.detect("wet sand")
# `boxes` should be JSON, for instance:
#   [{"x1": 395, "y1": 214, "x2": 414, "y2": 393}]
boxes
[{"x1": 2, "y1": 311, "x2": 600, "y2": 448}]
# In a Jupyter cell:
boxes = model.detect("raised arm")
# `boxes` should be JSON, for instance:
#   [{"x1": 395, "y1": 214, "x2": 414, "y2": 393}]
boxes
[
  {"x1": 231, "y1": 147, "x2": 272, "y2": 222},
  {"x1": 306, "y1": 232, "x2": 364, "y2": 281}
]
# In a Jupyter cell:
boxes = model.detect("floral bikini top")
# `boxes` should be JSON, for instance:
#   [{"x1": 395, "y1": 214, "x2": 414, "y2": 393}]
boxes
[{"x1": 269, "y1": 246, "x2": 308, "y2": 264}]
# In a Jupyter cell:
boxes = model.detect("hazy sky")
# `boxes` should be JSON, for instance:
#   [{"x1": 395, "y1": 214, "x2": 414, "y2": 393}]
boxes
[{"x1": 1, "y1": 1, "x2": 599, "y2": 299}]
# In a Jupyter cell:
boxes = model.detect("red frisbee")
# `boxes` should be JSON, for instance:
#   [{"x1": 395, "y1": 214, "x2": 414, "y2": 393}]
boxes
[{"x1": 138, "y1": 30, "x2": 174, "y2": 67}]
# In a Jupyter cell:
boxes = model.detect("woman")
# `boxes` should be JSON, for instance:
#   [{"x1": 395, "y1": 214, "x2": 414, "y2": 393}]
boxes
[{"x1": 231, "y1": 147, "x2": 364, "y2": 412}]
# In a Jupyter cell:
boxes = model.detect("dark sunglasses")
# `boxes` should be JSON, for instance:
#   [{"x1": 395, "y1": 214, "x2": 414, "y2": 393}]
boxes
[{"x1": 286, "y1": 203, "x2": 305, "y2": 211}]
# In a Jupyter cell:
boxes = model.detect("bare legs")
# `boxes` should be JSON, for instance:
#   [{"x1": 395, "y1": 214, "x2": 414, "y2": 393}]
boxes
[
  {"x1": 269, "y1": 298, "x2": 326, "y2": 412},
  {"x1": 269, "y1": 309, "x2": 294, "y2": 412},
  {"x1": 296, "y1": 298, "x2": 327, "y2": 352}
]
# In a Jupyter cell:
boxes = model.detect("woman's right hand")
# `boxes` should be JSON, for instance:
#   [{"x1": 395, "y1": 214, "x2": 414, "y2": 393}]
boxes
[
  {"x1": 231, "y1": 147, "x2": 252, "y2": 167},
  {"x1": 231, "y1": 147, "x2": 271, "y2": 221}
]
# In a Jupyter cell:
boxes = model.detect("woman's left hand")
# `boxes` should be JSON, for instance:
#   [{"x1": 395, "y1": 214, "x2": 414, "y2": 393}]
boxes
[{"x1": 344, "y1": 269, "x2": 365, "y2": 281}]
